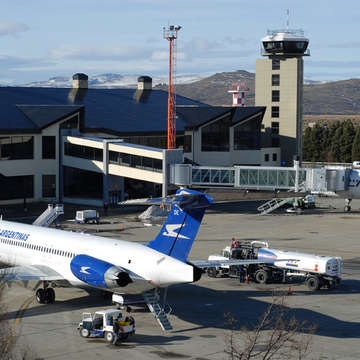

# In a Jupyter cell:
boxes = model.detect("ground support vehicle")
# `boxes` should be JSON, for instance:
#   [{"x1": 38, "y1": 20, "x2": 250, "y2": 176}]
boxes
[
  {"x1": 75, "y1": 210, "x2": 100, "y2": 224},
  {"x1": 207, "y1": 241, "x2": 342, "y2": 291},
  {"x1": 78, "y1": 309, "x2": 135, "y2": 344}
]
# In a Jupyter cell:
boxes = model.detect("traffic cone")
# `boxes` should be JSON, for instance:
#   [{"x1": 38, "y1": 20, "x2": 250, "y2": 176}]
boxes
[
  {"x1": 120, "y1": 224, "x2": 125, "y2": 231},
  {"x1": 246, "y1": 275, "x2": 249, "y2": 284},
  {"x1": 288, "y1": 286, "x2": 292, "y2": 295}
]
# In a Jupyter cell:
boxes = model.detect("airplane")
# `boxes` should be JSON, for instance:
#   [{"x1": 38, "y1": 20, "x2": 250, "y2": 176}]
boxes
[{"x1": 0, "y1": 188, "x2": 290, "y2": 330}]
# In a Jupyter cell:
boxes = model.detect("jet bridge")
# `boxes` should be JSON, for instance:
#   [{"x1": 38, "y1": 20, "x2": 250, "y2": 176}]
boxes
[{"x1": 170, "y1": 163, "x2": 307, "y2": 191}]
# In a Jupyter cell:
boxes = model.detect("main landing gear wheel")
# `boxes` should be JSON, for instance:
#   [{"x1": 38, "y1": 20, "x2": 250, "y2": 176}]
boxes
[
  {"x1": 36, "y1": 288, "x2": 56, "y2": 304},
  {"x1": 344, "y1": 205, "x2": 351, "y2": 212}
]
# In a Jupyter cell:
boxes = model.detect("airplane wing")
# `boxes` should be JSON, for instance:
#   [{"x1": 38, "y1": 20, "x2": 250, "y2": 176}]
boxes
[
  {"x1": 190, "y1": 258, "x2": 297, "y2": 268},
  {"x1": 0, "y1": 265, "x2": 65, "y2": 281}
]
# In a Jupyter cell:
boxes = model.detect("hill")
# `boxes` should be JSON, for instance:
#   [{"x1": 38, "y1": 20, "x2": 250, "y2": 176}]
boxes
[{"x1": 156, "y1": 71, "x2": 360, "y2": 116}]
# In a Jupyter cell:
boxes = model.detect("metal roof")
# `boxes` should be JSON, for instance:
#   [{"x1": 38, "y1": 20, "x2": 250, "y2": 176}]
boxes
[
  {"x1": 0, "y1": 87, "x2": 204, "y2": 134},
  {"x1": 0, "y1": 87, "x2": 265, "y2": 135}
]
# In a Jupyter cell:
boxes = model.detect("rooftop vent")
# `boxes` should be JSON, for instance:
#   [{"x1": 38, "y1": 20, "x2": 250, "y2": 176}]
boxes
[{"x1": 72, "y1": 73, "x2": 88, "y2": 89}]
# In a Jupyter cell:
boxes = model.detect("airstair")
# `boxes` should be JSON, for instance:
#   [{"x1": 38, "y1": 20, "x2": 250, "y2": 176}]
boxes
[
  {"x1": 33, "y1": 204, "x2": 64, "y2": 227},
  {"x1": 143, "y1": 290, "x2": 172, "y2": 331},
  {"x1": 257, "y1": 198, "x2": 290, "y2": 215}
]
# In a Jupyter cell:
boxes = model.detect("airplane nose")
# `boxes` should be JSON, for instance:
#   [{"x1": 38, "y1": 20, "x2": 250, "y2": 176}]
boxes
[{"x1": 155, "y1": 256, "x2": 194, "y2": 286}]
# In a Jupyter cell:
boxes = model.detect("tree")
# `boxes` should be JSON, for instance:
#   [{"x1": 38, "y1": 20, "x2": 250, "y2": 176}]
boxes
[
  {"x1": 339, "y1": 119, "x2": 355, "y2": 163},
  {"x1": 331, "y1": 126, "x2": 343, "y2": 162},
  {"x1": 302, "y1": 127, "x2": 313, "y2": 161},
  {"x1": 225, "y1": 294, "x2": 317, "y2": 360},
  {"x1": 352, "y1": 126, "x2": 360, "y2": 162},
  {"x1": 309, "y1": 124, "x2": 324, "y2": 162}
]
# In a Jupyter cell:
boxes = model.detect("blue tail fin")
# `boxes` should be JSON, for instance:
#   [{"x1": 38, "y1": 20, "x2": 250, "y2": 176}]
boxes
[{"x1": 147, "y1": 189, "x2": 213, "y2": 262}]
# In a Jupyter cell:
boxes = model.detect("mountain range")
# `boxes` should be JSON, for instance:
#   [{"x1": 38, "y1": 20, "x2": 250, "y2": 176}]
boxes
[{"x1": 21, "y1": 71, "x2": 360, "y2": 115}]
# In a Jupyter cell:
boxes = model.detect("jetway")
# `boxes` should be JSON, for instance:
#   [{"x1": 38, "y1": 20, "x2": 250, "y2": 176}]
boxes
[{"x1": 170, "y1": 163, "x2": 307, "y2": 191}]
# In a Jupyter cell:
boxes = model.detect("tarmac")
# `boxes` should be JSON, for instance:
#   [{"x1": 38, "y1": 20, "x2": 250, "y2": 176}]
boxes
[{"x1": 1, "y1": 196, "x2": 360, "y2": 359}]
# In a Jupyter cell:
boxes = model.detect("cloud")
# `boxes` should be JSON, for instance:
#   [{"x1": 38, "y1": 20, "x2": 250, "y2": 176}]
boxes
[
  {"x1": 49, "y1": 44, "x2": 152, "y2": 61},
  {"x1": 0, "y1": 20, "x2": 29, "y2": 37}
]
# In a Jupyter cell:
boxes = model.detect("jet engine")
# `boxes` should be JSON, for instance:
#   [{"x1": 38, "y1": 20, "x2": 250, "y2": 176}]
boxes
[{"x1": 70, "y1": 254, "x2": 132, "y2": 289}]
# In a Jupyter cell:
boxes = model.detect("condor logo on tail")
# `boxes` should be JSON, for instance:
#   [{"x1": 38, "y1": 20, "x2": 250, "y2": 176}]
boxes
[{"x1": 163, "y1": 224, "x2": 189, "y2": 239}]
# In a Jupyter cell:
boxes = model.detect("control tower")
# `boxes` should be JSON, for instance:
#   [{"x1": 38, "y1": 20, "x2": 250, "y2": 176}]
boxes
[{"x1": 255, "y1": 28, "x2": 309, "y2": 165}]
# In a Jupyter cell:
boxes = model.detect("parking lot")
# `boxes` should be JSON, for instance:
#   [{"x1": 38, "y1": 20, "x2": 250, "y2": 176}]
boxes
[{"x1": 2, "y1": 197, "x2": 360, "y2": 359}]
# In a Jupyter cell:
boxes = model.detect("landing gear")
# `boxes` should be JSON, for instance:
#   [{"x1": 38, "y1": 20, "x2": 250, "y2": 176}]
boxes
[
  {"x1": 255, "y1": 269, "x2": 268, "y2": 284},
  {"x1": 344, "y1": 199, "x2": 352, "y2": 212},
  {"x1": 35, "y1": 283, "x2": 55, "y2": 304}
]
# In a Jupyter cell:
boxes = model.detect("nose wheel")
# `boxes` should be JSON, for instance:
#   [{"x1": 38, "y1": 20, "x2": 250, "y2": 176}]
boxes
[{"x1": 36, "y1": 287, "x2": 55, "y2": 304}]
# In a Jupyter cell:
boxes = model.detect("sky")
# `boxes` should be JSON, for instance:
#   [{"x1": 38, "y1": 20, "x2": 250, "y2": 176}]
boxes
[{"x1": 1, "y1": 0, "x2": 360, "y2": 85}]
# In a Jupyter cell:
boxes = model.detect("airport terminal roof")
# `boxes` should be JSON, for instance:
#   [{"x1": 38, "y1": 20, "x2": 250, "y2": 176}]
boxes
[
  {"x1": 0, "y1": 87, "x2": 265, "y2": 135},
  {"x1": 177, "y1": 106, "x2": 266, "y2": 130}
]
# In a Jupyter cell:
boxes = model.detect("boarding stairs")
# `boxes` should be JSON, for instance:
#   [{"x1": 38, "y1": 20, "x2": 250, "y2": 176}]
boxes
[
  {"x1": 143, "y1": 290, "x2": 173, "y2": 331},
  {"x1": 257, "y1": 198, "x2": 290, "y2": 215},
  {"x1": 33, "y1": 204, "x2": 64, "y2": 227}
]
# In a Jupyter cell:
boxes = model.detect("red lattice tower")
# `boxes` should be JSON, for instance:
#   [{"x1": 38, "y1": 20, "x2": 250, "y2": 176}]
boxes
[
  {"x1": 163, "y1": 25, "x2": 181, "y2": 149},
  {"x1": 228, "y1": 82, "x2": 250, "y2": 107}
]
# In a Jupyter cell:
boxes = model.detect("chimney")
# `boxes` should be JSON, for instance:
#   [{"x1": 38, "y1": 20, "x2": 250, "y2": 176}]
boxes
[
  {"x1": 137, "y1": 76, "x2": 152, "y2": 90},
  {"x1": 68, "y1": 73, "x2": 88, "y2": 104},
  {"x1": 133, "y1": 76, "x2": 152, "y2": 103},
  {"x1": 72, "y1": 73, "x2": 88, "y2": 89}
]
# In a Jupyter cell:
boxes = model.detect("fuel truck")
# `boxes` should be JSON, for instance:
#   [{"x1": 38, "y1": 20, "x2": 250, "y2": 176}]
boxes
[{"x1": 207, "y1": 240, "x2": 342, "y2": 291}]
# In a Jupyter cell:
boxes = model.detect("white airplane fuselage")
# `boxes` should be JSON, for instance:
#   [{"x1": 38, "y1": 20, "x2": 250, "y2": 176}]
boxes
[
  {"x1": 348, "y1": 169, "x2": 360, "y2": 198},
  {"x1": 0, "y1": 220, "x2": 195, "y2": 294}
]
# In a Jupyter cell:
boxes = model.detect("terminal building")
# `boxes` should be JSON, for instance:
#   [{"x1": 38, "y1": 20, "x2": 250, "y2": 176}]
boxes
[{"x1": 0, "y1": 74, "x2": 279, "y2": 206}]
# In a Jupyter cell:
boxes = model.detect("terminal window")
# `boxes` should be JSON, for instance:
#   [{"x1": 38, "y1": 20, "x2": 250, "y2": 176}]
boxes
[
  {"x1": 271, "y1": 106, "x2": 280, "y2": 118},
  {"x1": 264, "y1": 154, "x2": 269, "y2": 162},
  {"x1": 0, "y1": 174, "x2": 34, "y2": 200},
  {"x1": 273, "y1": 153, "x2": 277, "y2": 161},
  {"x1": 42, "y1": 175, "x2": 56, "y2": 197},
  {"x1": 272, "y1": 74, "x2": 280, "y2": 86},
  {"x1": 201, "y1": 114, "x2": 231, "y2": 152},
  {"x1": 0, "y1": 136, "x2": 34, "y2": 160},
  {"x1": 42, "y1": 136, "x2": 56, "y2": 159}
]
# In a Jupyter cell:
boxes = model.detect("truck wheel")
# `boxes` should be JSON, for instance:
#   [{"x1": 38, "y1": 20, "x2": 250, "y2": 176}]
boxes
[
  {"x1": 306, "y1": 276, "x2": 320, "y2": 291},
  {"x1": 80, "y1": 328, "x2": 90, "y2": 338},
  {"x1": 207, "y1": 267, "x2": 217, "y2": 278},
  {"x1": 255, "y1": 270, "x2": 268, "y2": 284},
  {"x1": 105, "y1": 331, "x2": 114, "y2": 343}
]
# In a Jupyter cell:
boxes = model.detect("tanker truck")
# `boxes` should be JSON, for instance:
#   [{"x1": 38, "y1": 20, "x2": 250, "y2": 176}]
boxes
[{"x1": 207, "y1": 240, "x2": 342, "y2": 291}]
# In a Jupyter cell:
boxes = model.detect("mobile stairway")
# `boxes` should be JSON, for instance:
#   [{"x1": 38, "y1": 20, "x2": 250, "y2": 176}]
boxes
[{"x1": 33, "y1": 204, "x2": 64, "y2": 227}]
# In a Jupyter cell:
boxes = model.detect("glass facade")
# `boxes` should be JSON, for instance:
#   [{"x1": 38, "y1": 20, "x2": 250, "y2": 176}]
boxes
[
  {"x1": 0, "y1": 136, "x2": 34, "y2": 160},
  {"x1": 109, "y1": 151, "x2": 162, "y2": 172},
  {"x1": 0, "y1": 174, "x2": 34, "y2": 200},
  {"x1": 233, "y1": 117, "x2": 261, "y2": 150},
  {"x1": 64, "y1": 142, "x2": 103, "y2": 161},
  {"x1": 201, "y1": 114, "x2": 231, "y2": 152},
  {"x1": 63, "y1": 166, "x2": 103, "y2": 199},
  {"x1": 60, "y1": 114, "x2": 79, "y2": 129},
  {"x1": 42, "y1": 136, "x2": 56, "y2": 159}
]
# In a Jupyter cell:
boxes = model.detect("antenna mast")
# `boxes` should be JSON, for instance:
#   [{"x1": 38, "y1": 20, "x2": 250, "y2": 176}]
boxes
[{"x1": 163, "y1": 25, "x2": 181, "y2": 149}]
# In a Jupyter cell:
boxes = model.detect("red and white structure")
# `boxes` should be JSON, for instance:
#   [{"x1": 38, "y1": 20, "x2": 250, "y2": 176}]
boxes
[{"x1": 228, "y1": 82, "x2": 249, "y2": 107}]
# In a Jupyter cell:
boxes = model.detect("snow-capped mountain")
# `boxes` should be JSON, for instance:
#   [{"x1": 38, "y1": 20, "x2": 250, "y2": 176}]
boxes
[{"x1": 23, "y1": 73, "x2": 206, "y2": 88}]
